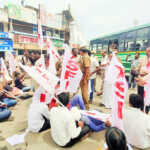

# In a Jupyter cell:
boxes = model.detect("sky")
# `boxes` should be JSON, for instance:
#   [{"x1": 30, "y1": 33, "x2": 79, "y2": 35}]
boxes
[
  {"x1": 42, "y1": 0, "x2": 150, "y2": 41},
  {"x1": 3, "y1": 0, "x2": 150, "y2": 41}
]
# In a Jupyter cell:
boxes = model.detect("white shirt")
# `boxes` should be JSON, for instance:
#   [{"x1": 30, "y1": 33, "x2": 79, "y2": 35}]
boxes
[
  {"x1": 32, "y1": 86, "x2": 52, "y2": 104},
  {"x1": 90, "y1": 56, "x2": 99, "y2": 79},
  {"x1": 123, "y1": 108, "x2": 150, "y2": 149},
  {"x1": 49, "y1": 106, "x2": 81, "y2": 146},
  {"x1": 28, "y1": 103, "x2": 50, "y2": 133}
]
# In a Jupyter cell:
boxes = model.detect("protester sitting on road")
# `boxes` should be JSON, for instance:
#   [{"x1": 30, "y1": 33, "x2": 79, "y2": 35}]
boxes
[
  {"x1": 0, "y1": 101, "x2": 11, "y2": 122},
  {"x1": 81, "y1": 112, "x2": 111, "y2": 132},
  {"x1": 14, "y1": 71, "x2": 31, "y2": 92},
  {"x1": 49, "y1": 92, "x2": 90, "y2": 147},
  {"x1": 28, "y1": 102, "x2": 50, "y2": 133},
  {"x1": 49, "y1": 93, "x2": 86, "y2": 110},
  {"x1": 105, "y1": 127, "x2": 133, "y2": 150},
  {"x1": 0, "y1": 72, "x2": 17, "y2": 107},
  {"x1": 123, "y1": 94, "x2": 150, "y2": 149}
]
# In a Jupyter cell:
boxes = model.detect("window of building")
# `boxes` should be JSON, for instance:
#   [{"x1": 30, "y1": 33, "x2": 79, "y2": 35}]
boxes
[{"x1": 119, "y1": 40, "x2": 124, "y2": 51}]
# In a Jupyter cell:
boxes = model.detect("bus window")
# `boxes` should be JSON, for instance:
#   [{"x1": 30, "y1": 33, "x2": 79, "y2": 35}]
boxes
[
  {"x1": 93, "y1": 44, "x2": 97, "y2": 51},
  {"x1": 128, "y1": 41, "x2": 136, "y2": 51},
  {"x1": 103, "y1": 40, "x2": 109, "y2": 51},
  {"x1": 142, "y1": 40, "x2": 149, "y2": 50},
  {"x1": 136, "y1": 40, "x2": 149, "y2": 51},
  {"x1": 124, "y1": 41, "x2": 128, "y2": 51},
  {"x1": 135, "y1": 41, "x2": 142, "y2": 51},
  {"x1": 98, "y1": 43, "x2": 102, "y2": 50},
  {"x1": 119, "y1": 40, "x2": 124, "y2": 51}
]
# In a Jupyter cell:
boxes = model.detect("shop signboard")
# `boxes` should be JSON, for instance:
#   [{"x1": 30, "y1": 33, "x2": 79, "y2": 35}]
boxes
[
  {"x1": 0, "y1": 32, "x2": 9, "y2": 38},
  {"x1": 0, "y1": 39, "x2": 13, "y2": 51},
  {"x1": 14, "y1": 34, "x2": 63, "y2": 48}
]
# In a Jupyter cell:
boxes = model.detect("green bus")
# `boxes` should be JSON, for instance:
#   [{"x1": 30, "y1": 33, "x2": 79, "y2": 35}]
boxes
[{"x1": 90, "y1": 23, "x2": 150, "y2": 73}]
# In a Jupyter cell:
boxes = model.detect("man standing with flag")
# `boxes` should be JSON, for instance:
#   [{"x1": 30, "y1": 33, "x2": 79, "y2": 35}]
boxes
[{"x1": 79, "y1": 47, "x2": 91, "y2": 110}]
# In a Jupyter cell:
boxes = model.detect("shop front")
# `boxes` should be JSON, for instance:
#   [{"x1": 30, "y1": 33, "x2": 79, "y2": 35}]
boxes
[{"x1": 13, "y1": 33, "x2": 64, "y2": 55}]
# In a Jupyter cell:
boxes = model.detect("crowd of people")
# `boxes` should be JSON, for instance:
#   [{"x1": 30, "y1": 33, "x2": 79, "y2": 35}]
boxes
[{"x1": 0, "y1": 44, "x2": 150, "y2": 150}]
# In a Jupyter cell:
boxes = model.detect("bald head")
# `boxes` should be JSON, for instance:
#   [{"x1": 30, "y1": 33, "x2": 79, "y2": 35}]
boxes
[{"x1": 146, "y1": 47, "x2": 150, "y2": 58}]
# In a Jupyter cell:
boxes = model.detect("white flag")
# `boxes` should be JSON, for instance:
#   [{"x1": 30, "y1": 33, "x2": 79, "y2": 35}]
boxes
[
  {"x1": 19, "y1": 64, "x2": 59, "y2": 95},
  {"x1": 38, "y1": 19, "x2": 43, "y2": 50},
  {"x1": 7, "y1": 52, "x2": 16, "y2": 76},
  {"x1": 35, "y1": 54, "x2": 46, "y2": 70},
  {"x1": 108, "y1": 56, "x2": 128, "y2": 130},
  {"x1": 59, "y1": 44, "x2": 82, "y2": 93},
  {"x1": 46, "y1": 38, "x2": 57, "y2": 75},
  {"x1": 46, "y1": 37, "x2": 60, "y2": 63},
  {"x1": 0, "y1": 58, "x2": 12, "y2": 81}
]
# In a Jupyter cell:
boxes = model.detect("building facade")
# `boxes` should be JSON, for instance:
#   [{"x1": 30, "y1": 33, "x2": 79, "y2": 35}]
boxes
[{"x1": 0, "y1": 2, "x2": 71, "y2": 56}]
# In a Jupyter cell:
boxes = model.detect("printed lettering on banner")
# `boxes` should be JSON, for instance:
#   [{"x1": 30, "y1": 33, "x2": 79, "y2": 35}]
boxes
[
  {"x1": 60, "y1": 44, "x2": 82, "y2": 93},
  {"x1": 19, "y1": 64, "x2": 59, "y2": 95},
  {"x1": 108, "y1": 56, "x2": 128, "y2": 130}
]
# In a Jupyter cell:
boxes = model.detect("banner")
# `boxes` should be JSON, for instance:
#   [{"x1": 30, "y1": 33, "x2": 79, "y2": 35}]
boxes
[
  {"x1": 81, "y1": 110, "x2": 111, "y2": 123},
  {"x1": 35, "y1": 54, "x2": 45, "y2": 70},
  {"x1": 19, "y1": 64, "x2": 59, "y2": 95},
  {"x1": 46, "y1": 38, "x2": 60, "y2": 62},
  {"x1": 60, "y1": 44, "x2": 82, "y2": 93},
  {"x1": 108, "y1": 56, "x2": 128, "y2": 130},
  {"x1": 144, "y1": 59, "x2": 150, "y2": 106},
  {"x1": 7, "y1": 52, "x2": 16, "y2": 76}
]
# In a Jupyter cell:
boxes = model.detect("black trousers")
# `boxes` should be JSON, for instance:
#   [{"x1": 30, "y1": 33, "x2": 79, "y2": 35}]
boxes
[
  {"x1": 138, "y1": 86, "x2": 150, "y2": 113},
  {"x1": 64, "y1": 125, "x2": 90, "y2": 147},
  {"x1": 138, "y1": 86, "x2": 144, "y2": 99},
  {"x1": 39, "y1": 116, "x2": 51, "y2": 132}
]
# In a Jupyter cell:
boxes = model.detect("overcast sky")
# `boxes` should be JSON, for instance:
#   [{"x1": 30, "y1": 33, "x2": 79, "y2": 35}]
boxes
[
  {"x1": 4, "y1": 0, "x2": 150, "y2": 41},
  {"x1": 42, "y1": 0, "x2": 150, "y2": 41}
]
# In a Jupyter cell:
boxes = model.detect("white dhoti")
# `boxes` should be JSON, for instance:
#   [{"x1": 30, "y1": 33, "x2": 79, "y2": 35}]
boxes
[{"x1": 102, "y1": 80, "x2": 113, "y2": 109}]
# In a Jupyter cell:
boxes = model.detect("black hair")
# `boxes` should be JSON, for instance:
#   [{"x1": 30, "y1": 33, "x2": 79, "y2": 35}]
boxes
[
  {"x1": 80, "y1": 48, "x2": 89, "y2": 53},
  {"x1": 105, "y1": 127, "x2": 128, "y2": 150},
  {"x1": 57, "y1": 92, "x2": 69, "y2": 106},
  {"x1": 14, "y1": 71, "x2": 20, "y2": 77},
  {"x1": 88, "y1": 51, "x2": 91, "y2": 56},
  {"x1": 129, "y1": 94, "x2": 144, "y2": 111},
  {"x1": 72, "y1": 48, "x2": 76, "y2": 52},
  {"x1": 35, "y1": 51, "x2": 41, "y2": 55}
]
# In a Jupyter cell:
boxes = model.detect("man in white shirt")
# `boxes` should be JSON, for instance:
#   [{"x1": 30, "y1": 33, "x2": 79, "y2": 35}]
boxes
[
  {"x1": 49, "y1": 92, "x2": 90, "y2": 147},
  {"x1": 28, "y1": 103, "x2": 50, "y2": 133},
  {"x1": 89, "y1": 52, "x2": 99, "y2": 103},
  {"x1": 123, "y1": 94, "x2": 150, "y2": 149}
]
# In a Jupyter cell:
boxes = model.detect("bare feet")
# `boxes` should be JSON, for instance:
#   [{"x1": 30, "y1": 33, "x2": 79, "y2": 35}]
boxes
[{"x1": 97, "y1": 92, "x2": 103, "y2": 96}]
